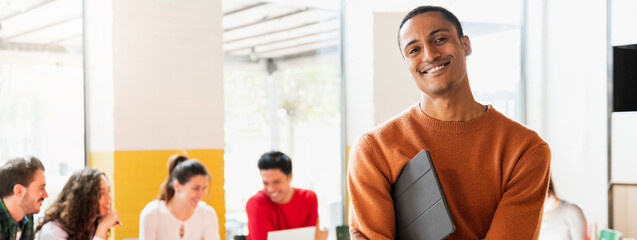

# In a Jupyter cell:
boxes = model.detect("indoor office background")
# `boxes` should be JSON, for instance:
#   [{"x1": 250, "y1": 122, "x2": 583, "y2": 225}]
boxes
[{"x1": 0, "y1": 0, "x2": 636, "y2": 239}]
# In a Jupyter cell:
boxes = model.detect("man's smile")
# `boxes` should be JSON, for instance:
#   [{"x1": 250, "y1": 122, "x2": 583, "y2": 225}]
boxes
[{"x1": 419, "y1": 59, "x2": 451, "y2": 75}]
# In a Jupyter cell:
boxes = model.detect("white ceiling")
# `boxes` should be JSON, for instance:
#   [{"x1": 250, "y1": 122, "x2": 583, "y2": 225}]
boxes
[
  {"x1": 0, "y1": 0, "x2": 83, "y2": 53},
  {"x1": 222, "y1": 0, "x2": 340, "y2": 62},
  {"x1": 0, "y1": 0, "x2": 519, "y2": 61},
  {"x1": 0, "y1": 0, "x2": 339, "y2": 60}
]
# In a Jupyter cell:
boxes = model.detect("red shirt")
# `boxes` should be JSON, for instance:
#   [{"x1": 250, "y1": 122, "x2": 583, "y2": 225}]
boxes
[{"x1": 246, "y1": 188, "x2": 319, "y2": 240}]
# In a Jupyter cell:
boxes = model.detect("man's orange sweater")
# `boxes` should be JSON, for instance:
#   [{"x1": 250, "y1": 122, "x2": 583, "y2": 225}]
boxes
[{"x1": 347, "y1": 104, "x2": 551, "y2": 239}]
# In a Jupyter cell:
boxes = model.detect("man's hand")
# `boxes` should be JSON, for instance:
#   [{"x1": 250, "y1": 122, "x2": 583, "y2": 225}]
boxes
[
  {"x1": 314, "y1": 227, "x2": 328, "y2": 240},
  {"x1": 350, "y1": 229, "x2": 369, "y2": 240}
]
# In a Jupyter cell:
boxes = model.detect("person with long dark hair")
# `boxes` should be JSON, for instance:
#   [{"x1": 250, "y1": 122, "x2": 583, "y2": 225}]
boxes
[
  {"x1": 36, "y1": 168, "x2": 119, "y2": 240},
  {"x1": 139, "y1": 155, "x2": 220, "y2": 240}
]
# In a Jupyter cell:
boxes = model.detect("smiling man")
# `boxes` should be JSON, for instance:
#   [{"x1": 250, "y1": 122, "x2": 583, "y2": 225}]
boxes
[
  {"x1": 347, "y1": 6, "x2": 551, "y2": 240},
  {"x1": 0, "y1": 156, "x2": 48, "y2": 240},
  {"x1": 246, "y1": 151, "x2": 321, "y2": 240}
]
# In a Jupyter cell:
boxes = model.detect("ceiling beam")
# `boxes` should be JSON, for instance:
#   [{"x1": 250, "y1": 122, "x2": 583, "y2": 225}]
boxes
[
  {"x1": 224, "y1": 17, "x2": 337, "y2": 44},
  {"x1": 0, "y1": 0, "x2": 59, "y2": 21},
  {"x1": 256, "y1": 37, "x2": 337, "y2": 54},
  {"x1": 225, "y1": 28, "x2": 337, "y2": 53},
  {"x1": 273, "y1": 45, "x2": 337, "y2": 61},
  {"x1": 223, "y1": 2, "x2": 268, "y2": 16},
  {"x1": 0, "y1": 40, "x2": 81, "y2": 54},
  {"x1": 3, "y1": 15, "x2": 81, "y2": 40},
  {"x1": 224, "y1": 45, "x2": 337, "y2": 63},
  {"x1": 224, "y1": 8, "x2": 310, "y2": 33},
  {"x1": 46, "y1": 33, "x2": 82, "y2": 45}
]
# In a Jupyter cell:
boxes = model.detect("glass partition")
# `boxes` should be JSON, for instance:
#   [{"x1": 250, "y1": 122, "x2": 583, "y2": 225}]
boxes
[
  {"x1": 0, "y1": 0, "x2": 85, "y2": 212},
  {"x1": 222, "y1": 1, "x2": 343, "y2": 239}
]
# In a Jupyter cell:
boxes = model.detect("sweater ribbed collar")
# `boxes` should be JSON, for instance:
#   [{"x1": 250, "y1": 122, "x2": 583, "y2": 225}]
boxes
[{"x1": 413, "y1": 102, "x2": 497, "y2": 133}]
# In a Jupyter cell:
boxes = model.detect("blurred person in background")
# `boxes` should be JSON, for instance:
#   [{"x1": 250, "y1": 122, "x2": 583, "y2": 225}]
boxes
[
  {"x1": 139, "y1": 155, "x2": 220, "y2": 240},
  {"x1": 539, "y1": 178, "x2": 587, "y2": 240},
  {"x1": 246, "y1": 151, "x2": 327, "y2": 240},
  {"x1": 0, "y1": 156, "x2": 48, "y2": 240},
  {"x1": 36, "y1": 168, "x2": 119, "y2": 240}
]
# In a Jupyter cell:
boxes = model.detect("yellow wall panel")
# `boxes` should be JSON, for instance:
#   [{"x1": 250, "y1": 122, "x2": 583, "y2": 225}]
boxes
[{"x1": 90, "y1": 151, "x2": 115, "y2": 184}]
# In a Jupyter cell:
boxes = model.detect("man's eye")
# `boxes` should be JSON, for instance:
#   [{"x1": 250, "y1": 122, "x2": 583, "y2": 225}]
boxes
[
  {"x1": 409, "y1": 48, "x2": 420, "y2": 54},
  {"x1": 434, "y1": 37, "x2": 446, "y2": 43}
]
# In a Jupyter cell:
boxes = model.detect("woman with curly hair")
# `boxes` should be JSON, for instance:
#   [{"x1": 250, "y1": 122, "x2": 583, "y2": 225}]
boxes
[
  {"x1": 139, "y1": 155, "x2": 220, "y2": 240},
  {"x1": 35, "y1": 168, "x2": 120, "y2": 240}
]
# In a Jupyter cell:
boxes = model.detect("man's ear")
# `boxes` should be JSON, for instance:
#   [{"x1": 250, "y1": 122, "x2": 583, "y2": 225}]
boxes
[
  {"x1": 13, "y1": 184, "x2": 25, "y2": 197},
  {"x1": 462, "y1": 35, "x2": 472, "y2": 56}
]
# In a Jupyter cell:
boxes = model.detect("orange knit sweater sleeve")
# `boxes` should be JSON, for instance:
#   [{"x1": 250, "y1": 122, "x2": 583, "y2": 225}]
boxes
[
  {"x1": 484, "y1": 143, "x2": 551, "y2": 239},
  {"x1": 347, "y1": 133, "x2": 396, "y2": 240}
]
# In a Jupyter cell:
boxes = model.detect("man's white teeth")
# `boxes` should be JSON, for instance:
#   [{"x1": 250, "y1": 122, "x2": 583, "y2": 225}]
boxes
[{"x1": 428, "y1": 64, "x2": 446, "y2": 73}]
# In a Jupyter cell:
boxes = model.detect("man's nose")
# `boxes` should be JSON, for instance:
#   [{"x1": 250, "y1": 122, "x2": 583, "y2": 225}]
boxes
[{"x1": 422, "y1": 44, "x2": 441, "y2": 63}]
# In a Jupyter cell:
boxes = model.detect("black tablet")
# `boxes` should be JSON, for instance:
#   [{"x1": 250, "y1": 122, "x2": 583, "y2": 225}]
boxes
[{"x1": 392, "y1": 150, "x2": 455, "y2": 240}]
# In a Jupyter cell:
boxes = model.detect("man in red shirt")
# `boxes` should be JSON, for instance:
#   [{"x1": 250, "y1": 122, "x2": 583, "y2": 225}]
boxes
[{"x1": 246, "y1": 151, "x2": 326, "y2": 240}]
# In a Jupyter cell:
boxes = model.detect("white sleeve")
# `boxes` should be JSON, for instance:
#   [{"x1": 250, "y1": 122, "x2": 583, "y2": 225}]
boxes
[
  {"x1": 93, "y1": 236, "x2": 105, "y2": 240},
  {"x1": 203, "y1": 205, "x2": 221, "y2": 240},
  {"x1": 36, "y1": 222, "x2": 68, "y2": 240},
  {"x1": 568, "y1": 204, "x2": 587, "y2": 240},
  {"x1": 139, "y1": 201, "x2": 158, "y2": 240}
]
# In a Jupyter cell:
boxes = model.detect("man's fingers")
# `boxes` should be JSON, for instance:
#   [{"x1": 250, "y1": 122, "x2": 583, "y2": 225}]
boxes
[{"x1": 350, "y1": 229, "x2": 369, "y2": 240}]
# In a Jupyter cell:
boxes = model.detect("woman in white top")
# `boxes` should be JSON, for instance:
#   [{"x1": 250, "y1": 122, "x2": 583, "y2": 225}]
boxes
[
  {"x1": 36, "y1": 168, "x2": 120, "y2": 240},
  {"x1": 539, "y1": 178, "x2": 587, "y2": 240},
  {"x1": 139, "y1": 155, "x2": 220, "y2": 240}
]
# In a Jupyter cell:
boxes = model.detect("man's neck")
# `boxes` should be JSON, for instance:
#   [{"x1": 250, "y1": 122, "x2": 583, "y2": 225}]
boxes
[
  {"x1": 419, "y1": 87, "x2": 485, "y2": 122},
  {"x1": 277, "y1": 188, "x2": 295, "y2": 205},
  {"x1": 2, "y1": 197, "x2": 26, "y2": 223}
]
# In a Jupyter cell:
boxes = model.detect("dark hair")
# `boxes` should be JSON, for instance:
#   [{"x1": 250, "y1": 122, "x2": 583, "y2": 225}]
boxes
[
  {"x1": 159, "y1": 154, "x2": 210, "y2": 202},
  {"x1": 397, "y1": 6, "x2": 465, "y2": 49},
  {"x1": 36, "y1": 168, "x2": 105, "y2": 240},
  {"x1": 257, "y1": 151, "x2": 292, "y2": 176},
  {"x1": 0, "y1": 156, "x2": 45, "y2": 198}
]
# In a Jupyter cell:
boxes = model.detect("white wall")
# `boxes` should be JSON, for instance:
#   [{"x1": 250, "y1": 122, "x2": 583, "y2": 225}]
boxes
[
  {"x1": 344, "y1": 10, "x2": 421, "y2": 145},
  {"x1": 611, "y1": 0, "x2": 637, "y2": 46},
  {"x1": 372, "y1": 11, "x2": 421, "y2": 126},
  {"x1": 344, "y1": 7, "x2": 375, "y2": 145},
  {"x1": 525, "y1": 0, "x2": 608, "y2": 226},
  {"x1": 85, "y1": 0, "x2": 115, "y2": 152},
  {"x1": 111, "y1": 0, "x2": 224, "y2": 150}
]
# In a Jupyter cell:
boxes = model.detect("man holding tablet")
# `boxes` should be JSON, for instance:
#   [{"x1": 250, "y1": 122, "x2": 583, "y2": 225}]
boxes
[{"x1": 347, "y1": 5, "x2": 551, "y2": 240}]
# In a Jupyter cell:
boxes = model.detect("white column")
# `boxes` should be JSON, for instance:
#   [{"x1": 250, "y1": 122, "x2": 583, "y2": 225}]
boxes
[
  {"x1": 85, "y1": 0, "x2": 225, "y2": 239},
  {"x1": 525, "y1": 0, "x2": 608, "y2": 227}
]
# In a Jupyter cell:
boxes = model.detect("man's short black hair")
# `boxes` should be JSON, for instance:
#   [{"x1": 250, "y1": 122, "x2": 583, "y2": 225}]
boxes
[
  {"x1": 258, "y1": 151, "x2": 292, "y2": 176},
  {"x1": 397, "y1": 6, "x2": 465, "y2": 49},
  {"x1": 0, "y1": 156, "x2": 45, "y2": 198}
]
